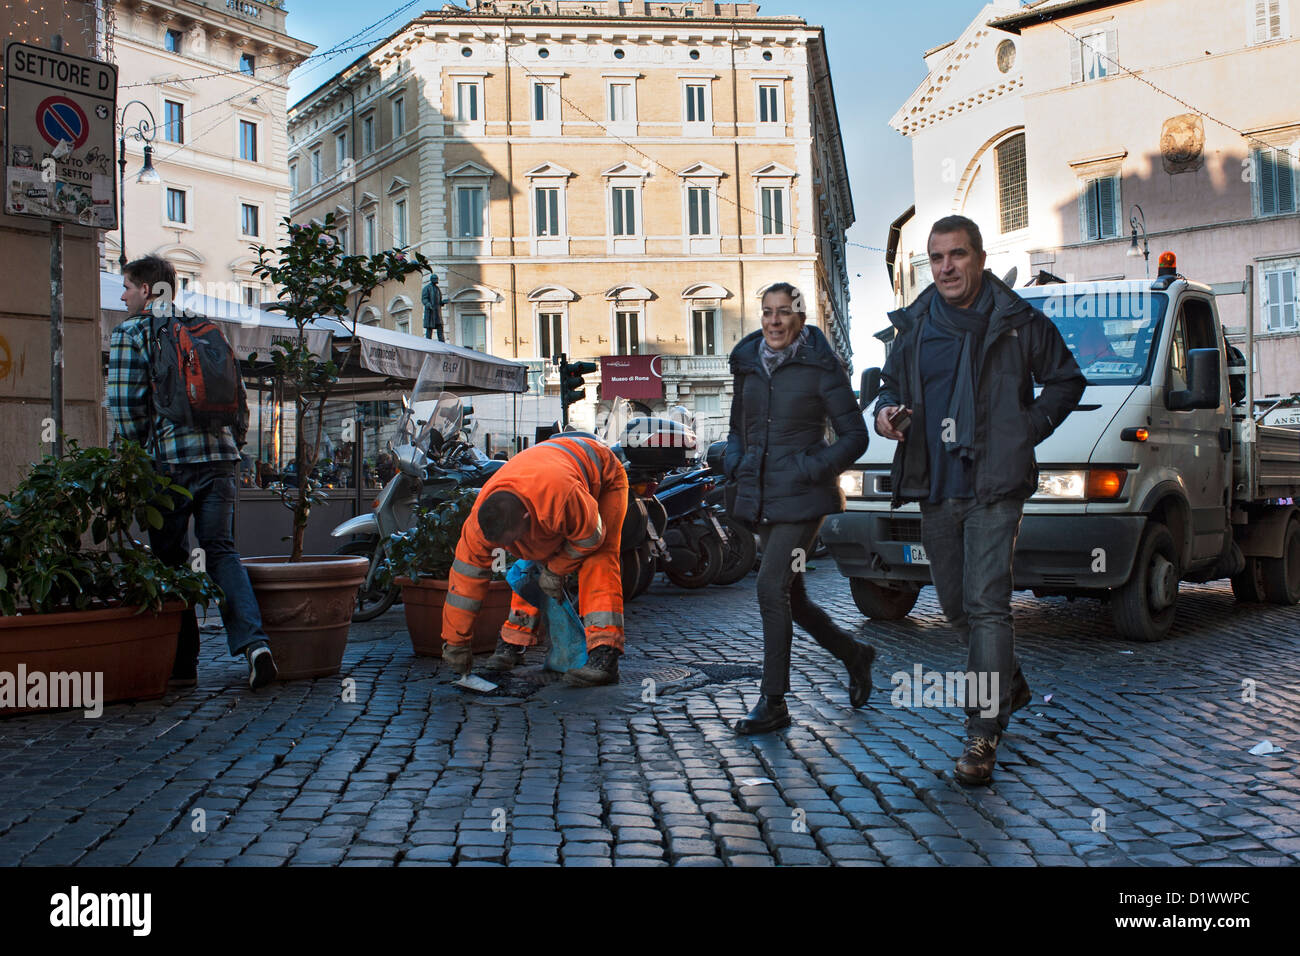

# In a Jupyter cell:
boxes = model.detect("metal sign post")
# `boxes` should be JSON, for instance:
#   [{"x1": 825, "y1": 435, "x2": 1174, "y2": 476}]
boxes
[{"x1": 4, "y1": 40, "x2": 118, "y2": 455}]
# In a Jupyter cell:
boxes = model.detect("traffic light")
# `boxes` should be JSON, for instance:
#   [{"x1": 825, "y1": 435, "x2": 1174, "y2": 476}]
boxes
[{"x1": 558, "y1": 354, "x2": 598, "y2": 427}]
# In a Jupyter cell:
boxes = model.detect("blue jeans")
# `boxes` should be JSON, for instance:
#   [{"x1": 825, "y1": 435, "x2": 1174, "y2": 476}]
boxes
[
  {"x1": 920, "y1": 497, "x2": 1030, "y2": 738},
  {"x1": 150, "y1": 461, "x2": 268, "y2": 661}
]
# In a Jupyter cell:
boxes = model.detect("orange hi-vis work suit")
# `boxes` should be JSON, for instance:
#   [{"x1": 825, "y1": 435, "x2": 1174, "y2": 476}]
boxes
[{"x1": 443, "y1": 435, "x2": 629, "y2": 652}]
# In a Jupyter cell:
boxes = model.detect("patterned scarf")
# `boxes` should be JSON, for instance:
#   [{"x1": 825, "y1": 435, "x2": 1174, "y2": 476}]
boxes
[{"x1": 760, "y1": 325, "x2": 809, "y2": 377}]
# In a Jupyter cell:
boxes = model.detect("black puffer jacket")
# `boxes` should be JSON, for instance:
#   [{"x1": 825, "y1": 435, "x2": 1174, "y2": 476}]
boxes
[
  {"x1": 724, "y1": 324, "x2": 869, "y2": 524},
  {"x1": 874, "y1": 272, "x2": 1086, "y2": 508}
]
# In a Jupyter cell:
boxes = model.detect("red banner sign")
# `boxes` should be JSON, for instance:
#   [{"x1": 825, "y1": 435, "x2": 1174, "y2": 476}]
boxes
[{"x1": 600, "y1": 355, "x2": 663, "y2": 400}]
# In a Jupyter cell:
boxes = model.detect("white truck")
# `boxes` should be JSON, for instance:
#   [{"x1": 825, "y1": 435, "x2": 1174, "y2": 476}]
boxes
[{"x1": 823, "y1": 259, "x2": 1300, "y2": 642}]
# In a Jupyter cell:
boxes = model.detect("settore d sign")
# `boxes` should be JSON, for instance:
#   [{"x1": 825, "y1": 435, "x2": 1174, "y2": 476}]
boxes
[{"x1": 3, "y1": 42, "x2": 118, "y2": 228}]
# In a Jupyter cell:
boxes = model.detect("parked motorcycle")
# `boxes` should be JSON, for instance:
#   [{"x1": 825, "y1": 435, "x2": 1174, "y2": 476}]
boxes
[
  {"x1": 701, "y1": 440, "x2": 759, "y2": 586},
  {"x1": 651, "y1": 464, "x2": 728, "y2": 589}
]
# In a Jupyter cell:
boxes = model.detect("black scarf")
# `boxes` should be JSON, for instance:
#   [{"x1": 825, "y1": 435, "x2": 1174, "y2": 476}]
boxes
[{"x1": 925, "y1": 277, "x2": 995, "y2": 466}]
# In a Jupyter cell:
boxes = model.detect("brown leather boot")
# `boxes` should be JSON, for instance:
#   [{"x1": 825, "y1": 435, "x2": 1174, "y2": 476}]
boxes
[
  {"x1": 953, "y1": 734, "x2": 999, "y2": 786},
  {"x1": 482, "y1": 637, "x2": 527, "y2": 672}
]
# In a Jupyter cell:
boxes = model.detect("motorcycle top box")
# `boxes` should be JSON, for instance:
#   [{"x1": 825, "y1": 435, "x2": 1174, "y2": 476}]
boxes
[{"x1": 619, "y1": 417, "x2": 698, "y2": 470}]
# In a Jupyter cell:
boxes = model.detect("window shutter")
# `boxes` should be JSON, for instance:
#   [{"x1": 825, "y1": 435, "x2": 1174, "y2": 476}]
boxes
[
  {"x1": 1099, "y1": 176, "x2": 1118, "y2": 238},
  {"x1": 1277, "y1": 149, "x2": 1297, "y2": 213},
  {"x1": 1255, "y1": 0, "x2": 1269, "y2": 43},
  {"x1": 1265, "y1": 271, "x2": 1280, "y2": 330},
  {"x1": 1069, "y1": 35, "x2": 1083, "y2": 83},
  {"x1": 1083, "y1": 181, "x2": 1100, "y2": 240},
  {"x1": 1104, "y1": 28, "x2": 1118, "y2": 76},
  {"x1": 1283, "y1": 271, "x2": 1297, "y2": 329},
  {"x1": 1258, "y1": 150, "x2": 1277, "y2": 215}
]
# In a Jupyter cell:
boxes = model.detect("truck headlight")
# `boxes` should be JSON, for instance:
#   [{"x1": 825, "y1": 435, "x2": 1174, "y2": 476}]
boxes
[
  {"x1": 839, "y1": 471, "x2": 864, "y2": 497},
  {"x1": 1035, "y1": 470, "x2": 1087, "y2": 499}
]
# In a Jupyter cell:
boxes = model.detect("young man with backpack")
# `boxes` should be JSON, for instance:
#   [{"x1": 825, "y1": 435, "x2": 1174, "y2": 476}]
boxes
[{"x1": 107, "y1": 254, "x2": 277, "y2": 691}]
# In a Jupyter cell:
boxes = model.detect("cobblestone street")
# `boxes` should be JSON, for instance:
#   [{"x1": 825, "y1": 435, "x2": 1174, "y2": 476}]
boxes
[{"x1": 1, "y1": 564, "x2": 1298, "y2": 867}]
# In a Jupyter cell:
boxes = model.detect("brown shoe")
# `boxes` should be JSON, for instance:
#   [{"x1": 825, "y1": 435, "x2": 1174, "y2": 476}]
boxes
[
  {"x1": 482, "y1": 637, "x2": 527, "y2": 672},
  {"x1": 564, "y1": 645, "x2": 620, "y2": 687},
  {"x1": 953, "y1": 734, "x2": 999, "y2": 786}
]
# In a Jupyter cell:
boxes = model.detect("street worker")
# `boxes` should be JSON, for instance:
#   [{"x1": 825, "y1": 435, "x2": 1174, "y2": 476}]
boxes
[
  {"x1": 108, "y1": 254, "x2": 278, "y2": 692},
  {"x1": 441, "y1": 433, "x2": 629, "y2": 687},
  {"x1": 874, "y1": 216, "x2": 1086, "y2": 785},
  {"x1": 724, "y1": 282, "x2": 874, "y2": 735}
]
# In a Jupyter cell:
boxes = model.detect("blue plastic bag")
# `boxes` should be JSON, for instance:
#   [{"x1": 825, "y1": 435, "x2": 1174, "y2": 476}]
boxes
[{"x1": 506, "y1": 560, "x2": 588, "y2": 673}]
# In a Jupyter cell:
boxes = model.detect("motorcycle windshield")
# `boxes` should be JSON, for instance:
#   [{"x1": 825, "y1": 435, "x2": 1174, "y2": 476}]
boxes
[
  {"x1": 407, "y1": 355, "x2": 463, "y2": 456},
  {"x1": 599, "y1": 397, "x2": 632, "y2": 447}
]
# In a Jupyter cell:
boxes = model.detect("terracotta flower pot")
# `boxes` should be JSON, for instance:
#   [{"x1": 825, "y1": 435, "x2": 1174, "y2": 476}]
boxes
[
  {"x1": 399, "y1": 577, "x2": 513, "y2": 656},
  {"x1": 0, "y1": 602, "x2": 183, "y2": 717},
  {"x1": 242, "y1": 555, "x2": 369, "y2": 680}
]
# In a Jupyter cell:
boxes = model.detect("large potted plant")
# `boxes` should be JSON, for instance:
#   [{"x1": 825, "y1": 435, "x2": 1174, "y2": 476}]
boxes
[
  {"x1": 0, "y1": 439, "x2": 217, "y2": 715},
  {"x1": 246, "y1": 214, "x2": 430, "y2": 679},
  {"x1": 386, "y1": 488, "x2": 513, "y2": 656}
]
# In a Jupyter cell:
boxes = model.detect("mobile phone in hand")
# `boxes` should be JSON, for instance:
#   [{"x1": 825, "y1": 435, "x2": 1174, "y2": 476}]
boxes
[{"x1": 888, "y1": 406, "x2": 912, "y2": 433}]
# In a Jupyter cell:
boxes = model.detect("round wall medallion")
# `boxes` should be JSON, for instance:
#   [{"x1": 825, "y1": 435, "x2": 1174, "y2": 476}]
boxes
[{"x1": 996, "y1": 39, "x2": 1016, "y2": 73}]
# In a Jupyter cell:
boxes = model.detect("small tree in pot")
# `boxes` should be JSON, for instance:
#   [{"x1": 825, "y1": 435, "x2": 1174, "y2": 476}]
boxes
[{"x1": 241, "y1": 214, "x2": 430, "y2": 678}]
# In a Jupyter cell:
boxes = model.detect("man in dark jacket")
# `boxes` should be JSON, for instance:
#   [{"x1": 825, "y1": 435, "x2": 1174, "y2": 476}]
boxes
[
  {"x1": 724, "y1": 283, "x2": 873, "y2": 734},
  {"x1": 874, "y1": 216, "x2": 1085, "y2": 785}
]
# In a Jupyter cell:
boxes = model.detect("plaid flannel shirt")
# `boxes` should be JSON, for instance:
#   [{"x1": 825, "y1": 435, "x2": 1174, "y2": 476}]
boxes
[{"x1": 107, "y1": 313, "x2": 242, "y2": 464}]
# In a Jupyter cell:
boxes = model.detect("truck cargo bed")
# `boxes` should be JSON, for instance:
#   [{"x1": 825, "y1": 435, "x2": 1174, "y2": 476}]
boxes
[{"x1": 1234, "y1": 417, "x2": 1300, "y2": 499}]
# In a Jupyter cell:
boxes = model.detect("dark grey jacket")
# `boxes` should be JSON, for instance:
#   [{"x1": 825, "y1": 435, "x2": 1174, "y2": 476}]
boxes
[
  {"x1": 874, "y1": 272, "x2": 1086, "y2": 508},
  {"x1": 724, "y1": 324, "x2": 869, "y2": 524}
]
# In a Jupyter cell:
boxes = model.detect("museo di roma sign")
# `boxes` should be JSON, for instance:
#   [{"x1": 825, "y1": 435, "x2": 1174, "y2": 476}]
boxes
[{"x1": 600, "y1": 354, "x2": 663, "y2": 400}]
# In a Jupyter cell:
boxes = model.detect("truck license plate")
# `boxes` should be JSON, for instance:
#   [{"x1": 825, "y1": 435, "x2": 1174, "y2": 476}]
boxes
[{"x1": 902, "y1": 545, "x2": 929, "y2": 565}]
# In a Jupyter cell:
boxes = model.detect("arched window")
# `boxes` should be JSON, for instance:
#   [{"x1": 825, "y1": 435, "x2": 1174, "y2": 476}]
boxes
[{"x1": 996, "y1": 133, "x2": 1028, "y2": 234}]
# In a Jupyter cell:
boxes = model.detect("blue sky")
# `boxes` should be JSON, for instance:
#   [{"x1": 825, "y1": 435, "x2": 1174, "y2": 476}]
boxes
[{"x1": 283, "y1": 0, "x2": 991, "y2": 372}]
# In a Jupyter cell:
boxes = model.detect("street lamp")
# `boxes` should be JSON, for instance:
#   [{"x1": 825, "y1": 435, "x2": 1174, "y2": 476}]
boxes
[
  {"x1": 1127, "y1": 204, "x2": 1150, "y2": 277},
  {"x1": 118, "y1": 100, "x2": 160, "y2": 270}
]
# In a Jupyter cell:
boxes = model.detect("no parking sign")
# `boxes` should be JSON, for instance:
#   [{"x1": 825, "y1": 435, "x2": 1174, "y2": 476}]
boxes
[{"x1": 3, "y1": 42, "x2": 117, "y2": 228}]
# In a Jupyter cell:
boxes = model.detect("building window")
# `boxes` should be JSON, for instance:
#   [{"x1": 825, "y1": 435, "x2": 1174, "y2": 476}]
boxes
[
  {"x1": 692, "y1": 308, "x2": 719, "y2": 355},
  {"x1": 757, "y1": 84, "x2": 780, "y2": 124},
  {"x1": 612, "y1": 186, "x2": 636, "y2": 236},
  {"x1": 760, "y1": 186, "x2": 786, "y2": 235},
  {"x1": 239, "y1": 120, "x2": 258, "y2": 162},
  {"x1": 289, "y1": 163, "x2": 298, "y2": 195},
  {"x1": 392, "y1": 96, "x2": 406, "y2": 137},
  {"x1": 338, "y1": 223, "x2": 349, "y2": 255},
  {"x1": 166, "y1": 188, "x2": 187, "y2": 224},
  {"x1": 364, "y1": 213, "x2": 377, "y2": 254},
  {"x1": 1255, "y1": 147, "x2": 1297, "y2": 217},
  {"x1": 608, "y1": 82, "x2": 632, "y2": 123},
  {"x1": 532, "y1": 81, "x2": 557, "y2": 122},
  {"x1": 395, "y1": 315, "x2": 411, "y2": 335},
  {"x1": 687, "y1": 186, "x2": 713, "y2": 236},
  {"x1": 456, "y1": 82, "x2": 479, "y2": 122},
  {"x1": 460, "y1": 313, "x2": 487, "y2": 352},
  {"x1": 1080, "y1": 176, "x2": 1121, "y2": 241},
  {"x1": 393, "y1": 198, "x2": 408, "y2": 247},
  {"x1": 243, "y1": 285, "x2": 261, "y2": 308},
  {"x1": 335, "y1": 131, "x2": 348, "y2": 168},
  {"x1": 534, "y1": 187, "x2": 560, "y2": 236},
  {"x1": 538, "y1": 311, "x2": 564, "y2": 359},
  {"x1": 362, "y1": 114, "x2": 375, "y2": 152},
  {"x1": 456, "y1": 186, "x2": 485, "y2": 238},
  {"x1": 996, "y1": 133, "x2": 1028, "y2": 233},
  {"x1": 1264, "y1": 266, "x2": 1298, "y2": 331},
  {"x1": 615, "y1": 310, "x2": 642, "y2": 355},
  {"x1": 241, "y1": 203, "x2": 259, "y2": 237},
  {"x1": 684, "y1": 84, "x2": 707, "y2": 124},
  {"x1": 695, "y1": 392, "x2": 721, "y2": 414},
  {"x1": 1252, "y1": 0, "x2": 1285, "y2": 43},
  {"x1": 310, "y1": 149, "x2": 321, "y2": 184},
  {"x1": 163, "y1": 100, "x2": 184, "y2": 144},
  {"x1": 164, "y1": 29, "x2": 182, "y2": 54},
  {"x1": 239, "y1": 53, "x2": 255, "y2": 76},
  {"x1": 1071, "y1": 28, "x2": 1115, "y2": 83}
]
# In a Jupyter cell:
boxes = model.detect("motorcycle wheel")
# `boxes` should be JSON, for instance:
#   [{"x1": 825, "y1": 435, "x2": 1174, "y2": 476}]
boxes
[
  {"x1": 334, "y1": 539, "x2": 401, "y2": 622},
  {"x1": 713, "y1": 516, "x2": 758, "y2": 586},
  {"x1": 663, "y1": 523, "x2": 723, "y2": 589}
]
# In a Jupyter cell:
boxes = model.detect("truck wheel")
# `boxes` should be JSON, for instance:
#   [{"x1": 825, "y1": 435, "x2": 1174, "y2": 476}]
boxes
[
  {"x1": 1230, "y1": 557, "x2": 1267, "y2": 603},
  {"x1": 1262, "y1": 517, "x2": 1300, "y2": 605},
  {"x1": 1111, "y1": 523, "x2": 1178, "y2": 642},
  {"x1": 849, "y1": 578, "x2": 921, "y2": 620}
]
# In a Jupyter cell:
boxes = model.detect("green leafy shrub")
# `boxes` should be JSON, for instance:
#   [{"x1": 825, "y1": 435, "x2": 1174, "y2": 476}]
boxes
[
  {"x1": 0, "y1": 439, "x2": 218, "y2": 615},
  {"x1": 385, "y1": 488, "x2": 511, "y2": 582}
]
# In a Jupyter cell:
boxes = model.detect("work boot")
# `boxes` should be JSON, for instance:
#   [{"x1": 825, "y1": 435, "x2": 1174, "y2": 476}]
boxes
[
  {"x1": 734, "y1": 694, "x2": 791, "y2": 735},
  {"x1": 564, "y1": 645, "x2": 620, "y2": 687},
  {"x1": 953, "y1": 734, "x2": 1000, "y2": 786},
  {"x1": 441, "y1": 642, "x2": 473, "y2": 676},
  {"x1": 846, "y1": 640, "x2": 876, "y2": 708},
  {"x1": 482, "y1": 637, "x2": 527, "y2": 673}
]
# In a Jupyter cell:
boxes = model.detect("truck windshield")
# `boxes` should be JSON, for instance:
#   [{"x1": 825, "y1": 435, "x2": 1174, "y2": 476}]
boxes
[{"x1": 1018, "y1": 289, "x2": 1169, "y2": 386}]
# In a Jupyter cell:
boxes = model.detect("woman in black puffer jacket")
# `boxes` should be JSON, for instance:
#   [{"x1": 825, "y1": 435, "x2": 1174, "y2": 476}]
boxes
[{"x1": 723, "y1": 283, "x2": 875, "y2": 734}]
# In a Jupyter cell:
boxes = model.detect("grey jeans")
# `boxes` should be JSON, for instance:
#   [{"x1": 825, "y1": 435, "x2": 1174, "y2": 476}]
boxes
[
  {"x1": 920, "y1": 497, "x2": 1030, "y2": 738},
  {"x1": 756, "y1": 518, "x2": 858, "y2": 695}
]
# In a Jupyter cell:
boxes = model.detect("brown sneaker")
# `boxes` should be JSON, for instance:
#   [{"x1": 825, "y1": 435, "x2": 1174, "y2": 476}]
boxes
[
  {"x1": 953, "y1": 734, "x2": 999, "y2": 786},
  {"x1": 482, "y1": 637, "x2": 527, "y2": 672}
]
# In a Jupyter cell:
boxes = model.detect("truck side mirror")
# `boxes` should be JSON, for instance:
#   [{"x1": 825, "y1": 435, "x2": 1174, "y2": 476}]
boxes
[
  {"x1": 860, "y1": 367, "x2": 882, "y2": 410},
  {"x1": 1168, "y1": 348, "x2": 1221, "y2": 411}
]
